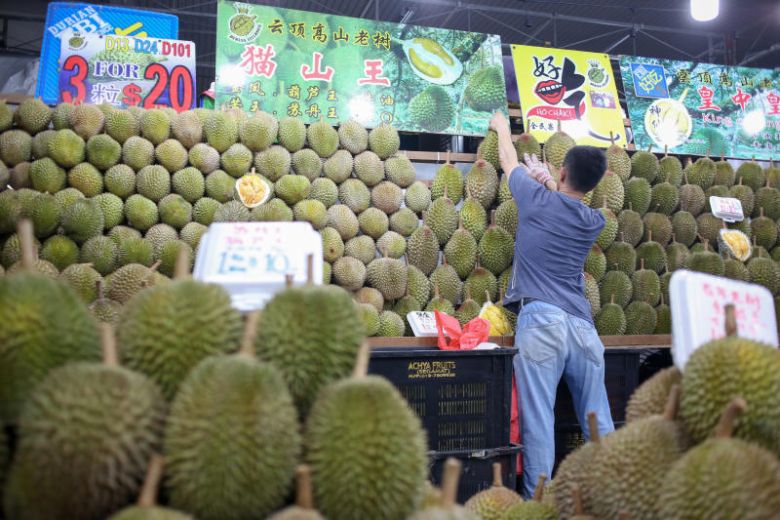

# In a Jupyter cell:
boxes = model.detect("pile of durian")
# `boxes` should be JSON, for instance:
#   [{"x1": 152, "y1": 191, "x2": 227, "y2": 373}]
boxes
[
  {"x1": 0, "y1": 99, "x2": 517, "y2": 337},
  {"x1": 482, "y1": 125, "x2": 780, "y2": 336}
]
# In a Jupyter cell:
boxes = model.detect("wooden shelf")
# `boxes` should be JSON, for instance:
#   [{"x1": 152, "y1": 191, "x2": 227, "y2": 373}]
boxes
[{"x1": 369, "y1": 334, "x2": 671, "y2": 349}]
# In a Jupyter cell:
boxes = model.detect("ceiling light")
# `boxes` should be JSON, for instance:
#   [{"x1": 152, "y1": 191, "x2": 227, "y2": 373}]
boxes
[{"x1": 691, "y1": 0, "x2": 719, "y2": 22}]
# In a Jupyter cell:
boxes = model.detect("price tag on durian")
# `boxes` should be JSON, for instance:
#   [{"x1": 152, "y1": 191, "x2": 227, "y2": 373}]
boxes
[
  {"x1": 710, "y1": 196, "x2": 744, "y2": 223},
  {"x1": 193, "y1": 222, "x2": 323, "y2": 311},
  {"x1": 670, "y1": 270, "x2": 778, "y2": 370},
  {"x1": 407, "y1": 311, "x2": 439, "y2": 337}
]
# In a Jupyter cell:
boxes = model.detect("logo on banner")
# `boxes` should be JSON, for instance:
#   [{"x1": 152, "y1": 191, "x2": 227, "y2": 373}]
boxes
[
  {"x1": 66, "y1": 32, "x2": 88, "y2": 51},
  {"x1": 631, "y1": 63, "x2": 669, "y2": 99},
  {"x1": 528, "y1": 55, "x2": 586, "y2": 121},
  {"x1": 228, "y1": 3, "x2": 261, "y2": 43}
]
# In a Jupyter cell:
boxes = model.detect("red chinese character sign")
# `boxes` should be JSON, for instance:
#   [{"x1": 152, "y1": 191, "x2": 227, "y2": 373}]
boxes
[
  {"x1": 620, "y1": 56, "x2": 780, "y2": 160},
  {"x1": 215, "y1": 1, "x2": 506, "y2": 135},
  {"x1": 57, "y1": 29, "x2": 196, "y2": 111}
]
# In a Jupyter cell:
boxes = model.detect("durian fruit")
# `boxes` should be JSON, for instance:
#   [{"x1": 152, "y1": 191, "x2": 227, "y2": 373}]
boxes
[
  {"x1": 358, "y1": 207, "x2": 389, "y2": 239},
  {"x1": 278, "y1": 117, "x2": 306, "y2": 152},
  {"x1": 479, "y1": 211, "x2": 514, "y2": 275},
  {"x1": 594, "y1": 206, "x2": 618, "y2": 250},
  {"x1": 642, "y1": 212, "x2": 673, "y2": 246},
  {"x1": 477, "y1": 130, "x2": 500, "y2": 172},
  {"x1": 464, "y1": 462, "x2": 522, "y2": 519},
  {"x1": 735, "y1": 159, "x2": 766, "y2": 191},
  {"x1": 631, "y1": 259, "x2": 660, "y2": 305},
  {"x1": 502, "y1": 475, "x2": 557, "y2": 520},
  {"x1": 514, "y1": 131, "x2": 542, "y2": 161},
  {"x1": 238, "y1": 111, "x2": 276, "y2": 152},
  {"x1": 389, "y1": 207, "x2": 419, "y2": 237},
  {"x1": 590, "y1": 171, "x2": 624, "y2": 214},
  {"x1": 14, "y1": 98, "x2": 51, "y2": 134},
  {"x1": 635, "y1": 230, "x2": 667, "y2": 274},
  {"x1": 29, "y1": 191, "x2": 62, "y2": 238},
  {"x1": 584, "y1": 244, "x2": 607, "y2": 281},
  {"x1": 750, "y1": 208, "x2": 778, "y2": 250},
  {"x1": 407, "y1": 224, "x2": 440, "y2": 276},
  {"x1": 367, "y1": 248, "x2": 408, "y2": 301},
  {"x1": 307, "y1": 344, "x2": 428, "y2": 520},
  {"x1": 355, "y1": 286, "x2": 384, "y2": 312},
  {"x1": 291, "y1": 148, "x2": 323, "y2": 180},
  {"x1": 89, "y1": 279, "x2": 122, "y2": 324},
  {"x1": 595, "y1": 295, "x2": 627, "y2": 335},
  {"x1": 658, "y1": 152, "x2": 683, "y2": 186},
  {"x1": 327, "y1": 204, "x2": 359, "y2": 241},
  {"x1": 630, "y1": 146, "x2": 659, "y2": 183},
  {"x1": 584, "y1": 272, "x2": 601, "y2": 317},
  {"x1": 118, "y1": 252, "x2": 243, "y2": 400},
  {"x1": 41, "y1": 235, "x2": 79, "y2": 270},
  {"x1": 108, "y1": 455, "x2": 193, "y2": 520},
  {"x1": 407, "y1": 261, "x2": 433, "y2": 308},
  {"x1": 748, "y1": 255, "x2": 779, "y2": 294},
  {"x1": 429, "y1": 257, "x2": 462, "y2": 304},
  {"x1": 464, "y1": 257, "x2": 498, "y2": 306},
  {"x1": 728, "y1": 178, "x2": 755, "y2": 216},
  {"x1": 358, "y1": 302, "x2": 381, "y2": 336},
  {"x1": 268, "y1": 465, "x2": 325, "y2": 520},
  {"x1": 332, "y1": 256, "x2": 366, "y2": 291},
  {"x1": 587, "y1": 386, "x2": 686, "y2": 519},
  {"x1": 188, "y1": 143, "x2": 220, "y2": 175},
  {"x1": 605, "y1": 236, "x2": 636, "y2": 276},
  {"x1": 671, "y1": 211, "x2": 698, "y2": 247},
  {"x1": 654, "y1": 293, "x2": 672, "y2": 334},
  {"x1": 657, "y1": 398, "x2": 780, "y2": 520},
  {"x1": 460, "y1": 186, "x2": 488, "y2": 241},
  {"x1": 203, "y1": 111, "x2": 238, "y2": 153},
  {"x1": 685, "y1": 240, "x2": 725, "y2": 276},
  {"x1": 686, "y1": 155, "x2": 716, "y2": 190},
  {"x1": 68, "y1": 161, "x2": 104, "y2": 197},
  {"x1": 626, "y1": 366, "x2": 682, "y2": 423},
  {"x1": 432, "y1": 152, "x2": 464, "y2": 204},
  {"x1": 371, "y1": 180, "x2": 403, "y2": 215},
  {"x1": 378, "y1": 309, "x2": 406, "y2": 336},
  {"x1": 723, "y1": 257, "x2": 750, "y2": 282},
  {"x1": 3, "y1": 324, "x2": 164, "y2": 520},
  {"x1": 70, "y1": 103, "x2": 105, "y2": 139},
  {"x1": 754, "y1": 180, "x2": 780, "y2": 220},
  {"x1": 254, "y1": 144, "x2": 291, "y2": 182},
  {"x1": 599, "y1": 270, "x2": 632, "y2": 308},
  {"x1": 122, "y1": 135, "x2": 155, "y2": 171},
  {"x1": 624, "y1": 300, "x2": 657, "y2": 334},
  {"x1": 713, "y1": 156, "x2": 736, "y2": 187},
  {"x1": 338, "y1": 119, "x2": 368, "y2": 155},
  {"x1": 385, "y1": 153, "x2": 416, "y2": 188},
  {"x1": 705, "y1": 184, "x2": 729, "y2": 212},
  {"x1": 455, "y1": 287, "x2": 482, "y2": 327},
  {"x1": 104, "y1": 108, "x2": 141, "y2": 145},
  {"x1": 409, "y1": 85, "x2": 455, "y2": 132},
  {"x1": 310, "y1": 177, "x2": 338, "y2": 208},
  {"x1": 255, "y1": 273, "x2": 364, "y2": 415},
  {"x1": 80, "y1": 235, "x2": 118, "y2": 276},
  {"x1": 665, "y1": 237, "x2": 690, "y2": 271},
  {"x1": 86, "y1": 133, "x2": 122, "y2": 170},
  {"x1": 679, "y1": 174, "x2": 706, "y2": 217},
  {"x1": 618, "y1": 207, "x2": 644, "y2": 247},
  {"x1": 424, "y1": 185, "x2": 459, "y2": 245},
  {"x1": 650, "y1": 181, "x2": 679, "y2": 216},
  {"x1": 368, "y1": 123, "x2": 400, "y2": 160},
  {"x1": 466, "y1": 159, "x2": 498, "y2": 209},
  {"x1": 426, "y1": 283, "x2": 456, "y2": 314},
  {"x1": 606, "y1": 136, "x2": 631, "y2": 182},
  {"x1": 406, "y1": 180, "x2": 432, "y2": 215},
  {"x1": 553, "y1": 413, "x2": 604, "y2": 517},
  {"x1": 409, "y1": 458, "x2": 480, "y2": 520},
  {"x1": 495, "y1": 199, "x2": 518, "y2": 236},
  {"x1": 445, "y1": 220, "x2": 478, "y2": 279},
  {"x1": 339, "y1": 178, "x2": 371, "y2": 213},
  {"x1": 165, "y1": 312, "x2": 301, "y2": 520},
  {"x1": 544, "y1": 122, "x2": 576, "y2": 168},
  {"x1": 354, "y1": 150, "x2": 385, "y2": 187},
  {"x1": 624, "y1": 177, "x2": 651, "y2": 216},
  {"x1": 345, "y1": 235, "x2": 377, "y2": 265}
]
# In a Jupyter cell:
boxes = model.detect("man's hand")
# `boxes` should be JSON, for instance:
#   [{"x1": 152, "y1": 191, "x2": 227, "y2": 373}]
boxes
[
  {"x1": 489, "y1": 112, "x2": 509, "y2": 134},
  {"x1": 488, "y1": 111, "x2": 520, "y2": 175},
  {"x1": 523, "y1": 153, "x2": 557, "y2": 190}
]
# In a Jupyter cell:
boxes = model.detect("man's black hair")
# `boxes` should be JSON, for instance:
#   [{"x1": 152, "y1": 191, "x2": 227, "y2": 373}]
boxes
[{"x1": 562, "y1": 145, "x2": 607, "y2": 193}]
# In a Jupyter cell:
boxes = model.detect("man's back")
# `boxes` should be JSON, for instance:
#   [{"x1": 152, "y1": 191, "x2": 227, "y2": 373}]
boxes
[{"x1": 504, "y1": 166, "x2": 605, "y2": 323}]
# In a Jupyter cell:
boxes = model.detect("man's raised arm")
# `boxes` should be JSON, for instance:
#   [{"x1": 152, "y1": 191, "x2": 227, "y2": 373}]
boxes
[{"x1": 488, "y1": 112, "x2": 558, "y2": 192}]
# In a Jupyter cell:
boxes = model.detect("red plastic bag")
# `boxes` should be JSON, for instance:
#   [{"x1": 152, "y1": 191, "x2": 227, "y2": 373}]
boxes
[{"x1": 435, "y1": 311, "x2": 490, "y2": 350}]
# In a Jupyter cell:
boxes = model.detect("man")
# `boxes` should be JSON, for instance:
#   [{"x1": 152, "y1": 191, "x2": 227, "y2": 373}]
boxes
[{"x1": 488, "y1": 112, "x2": 614, "y2": 498}]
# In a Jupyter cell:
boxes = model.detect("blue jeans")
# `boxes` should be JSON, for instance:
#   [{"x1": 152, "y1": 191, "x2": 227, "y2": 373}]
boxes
[{"x1": 513, "y1": 300, "x2": 614, "y2": 498}]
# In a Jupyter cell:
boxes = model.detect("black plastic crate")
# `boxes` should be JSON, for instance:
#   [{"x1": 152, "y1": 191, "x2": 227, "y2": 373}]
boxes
[
  {"x1": 429, "y1": 445, "x2": 522, "y2": 504},
  {"x1": 369, "y1": 347, "x2": 517, "y2": 451},
  {"x1": 554, "y1": 348, "x2": 641, "y2": 426}
]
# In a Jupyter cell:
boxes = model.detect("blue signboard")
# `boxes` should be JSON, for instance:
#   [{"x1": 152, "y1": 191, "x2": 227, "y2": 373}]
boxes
[{"x1": 37, "y1": 2, "x2": 179, "y2": 104}]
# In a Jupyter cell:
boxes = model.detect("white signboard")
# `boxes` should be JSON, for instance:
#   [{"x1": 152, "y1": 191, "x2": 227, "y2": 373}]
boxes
[
  {"x1": 709, "y1": 196, "x2": 744, "y2": 223},
  {"x1": 407, "y1": 311, "x2": 439, "y2": 337},
  {"x1": 670, "y1": 270, "x2": 778, "y2": 369},
  {"x1": 193, "y1": 222, "x2": 323, "y2": 311}
]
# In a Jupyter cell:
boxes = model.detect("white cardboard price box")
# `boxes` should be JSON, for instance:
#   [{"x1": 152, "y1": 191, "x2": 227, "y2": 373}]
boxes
[
  {"x1": 670, "y1": 270, "x2": 778, "y2": 370},
  {"x1": 709, "y1": 196, "x2": 744, "y2": 222},
  {"x1": 407, "y1": 311, "x2": 439, "y2": 337},
  {"x1": 193, "y1": 222, "x2": 322, "y2": 311}
]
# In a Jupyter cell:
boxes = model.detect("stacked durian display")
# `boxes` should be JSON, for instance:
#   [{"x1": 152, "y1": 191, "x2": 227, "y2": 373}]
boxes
[{"x1": 0, "y1": 99, "x2": 519, "y2": 337}]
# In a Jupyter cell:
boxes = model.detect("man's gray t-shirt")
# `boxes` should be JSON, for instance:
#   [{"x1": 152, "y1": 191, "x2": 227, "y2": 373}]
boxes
[{"x1": 504, "y1": 165, "x2": 605, "y2": 323}]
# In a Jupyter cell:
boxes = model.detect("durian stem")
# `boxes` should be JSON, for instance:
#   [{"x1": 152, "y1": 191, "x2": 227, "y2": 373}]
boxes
[
  {"x1": 491, "y1": 462, "x2": 503, "y2": 487},
  {"x1": 138, "y1": 455, "x2": 165, "y2": 507},
  {"x1": 618, "y1": 510, "x2": 632, "y2": 520},
  {"x1": 295, "y1": 465, "x2": 315, "y2": 510},
  {"x1": 714, "y1": 398, "x2": 747, "y2": 439},
  {"x1": 441, "y1": 458, "x2": 462, "y2": 509},
  {"x1": 285, "y1": 274, "x2": 294, "y2": 288},
  {"x1": 96, "y1": 279, "x2": 105, "y2": 301},
  {"x1": 648, "y1": 230, "x2": 653, "y2": 242},
  {"x1": 587, "y1": 411, "x2": 601, "y2": 444},
  {"x1": 484, "y1": 289, "x2": 492, "y2": 305},
  {"x1": 238, "y1": 311, "x2": 260, "y2": 357},
  {"x1": 646, "y1": 144, "x2": 652, "y2": 153},
  {"x1": 173, "y1": 247, "x2": 190, "y2": 280},
  {"x1": 143, "y1": 261, "x2": 161, "y2": 288},
  {"x1": 532, "y1": 474, "x2": 547, "y2": 502},
  {"x1": 724, "y1": 304, "x2": 737, "y2": 337},
  {"x1": 306, "y1": 254, "x2": 314, "y2": 284},
  {"x1": 664, "y1": 145, "x2": 668, "y2": 157},
  {"x1": 352, "y1": 342, "x2": 371, "y2": 378},
  {"x1": 662, "y1": 384, "x2": 681, "y2": 421},
  {"x1": 18, "y1": 219, "x2": 35, "y2": 270},
  {"x1": 609, "y1": 131, "x2": 615, "y2": 146},
  {"x1": 640, "y1": 258, "x2": 645, "y2": 271},
  {"x1": 572, "y1": 483, "x2": 585, "y2": 515},
  {"x1": 101, "y1": 323, "x2": 119, "y2": 367}
]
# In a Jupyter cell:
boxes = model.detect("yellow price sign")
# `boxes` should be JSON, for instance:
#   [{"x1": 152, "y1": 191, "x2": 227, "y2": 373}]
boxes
[{"x1": 510, "y1": 45, "x2": 626, "y2": 148}]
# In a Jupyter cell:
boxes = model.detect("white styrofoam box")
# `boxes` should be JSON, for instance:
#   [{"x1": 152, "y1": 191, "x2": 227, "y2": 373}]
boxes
[
  {"x1": 709, "y1": 196, "x2": 744, "y2": 222},
  {"x1": 194, "y1": 222, "x2": 322, "y2": 312},
  {"x1": 670, "y1": 270, "x2": 778, "y2": 370},
  {"x1": 407, "y1": 311, "x2": 439, "y2": 337}
]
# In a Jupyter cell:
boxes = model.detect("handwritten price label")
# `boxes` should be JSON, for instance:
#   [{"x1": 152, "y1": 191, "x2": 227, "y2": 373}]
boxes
[
  {"x1": 58, "y1": 30, "x2": 196, "y2": 111},
  {"x1": 193, "y1": 222, "x2": 323, "y2": 312},
  {"x1": 710, "y1": 196, "x2": 744, "y2": 222},
  {"x1": 670, "y1": 270, "x2": 777, "y2": 369}
]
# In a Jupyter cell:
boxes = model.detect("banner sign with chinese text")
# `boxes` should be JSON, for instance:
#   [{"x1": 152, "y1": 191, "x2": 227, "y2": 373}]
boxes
[
  {"x1": 214, "y1": 1, "x2": 506, "y2": 135},
  {"x1": 620, "y1": 56, "x2": 780, "y2": 160},
  {"x1": 37, "y1": 2, "x2": 179, "y2": 104},
  {"x1": 58, "y1": 30, "x2": 196, "y2": 112},
  {"x1": 510, "y1": 45, "x2": 626, "y2": 147}
]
